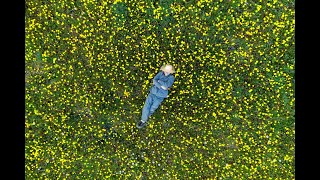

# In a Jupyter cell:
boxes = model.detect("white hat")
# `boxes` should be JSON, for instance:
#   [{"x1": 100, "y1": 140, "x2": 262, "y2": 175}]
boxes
[{"x1": 160, "y1": 64, "x2": 175, "y2": 74}]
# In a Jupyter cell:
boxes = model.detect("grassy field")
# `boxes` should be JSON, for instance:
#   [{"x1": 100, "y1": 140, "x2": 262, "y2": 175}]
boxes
[{"x1": 25, "y1": 0, "x2": 295, "y2": 179}]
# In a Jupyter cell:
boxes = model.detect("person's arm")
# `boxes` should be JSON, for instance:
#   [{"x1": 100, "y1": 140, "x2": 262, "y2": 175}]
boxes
[
  {"x1": 158, "y1": 76, "x2": 175, "y2": 90},
  {"x1": 152, "y1": 72, "x2": 162, "y2": 89}
]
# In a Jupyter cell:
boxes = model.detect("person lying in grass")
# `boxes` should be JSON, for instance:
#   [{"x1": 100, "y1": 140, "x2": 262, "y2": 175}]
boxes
[{"x1": 137, "y1": 64, "x2": 175, "y2": 129}]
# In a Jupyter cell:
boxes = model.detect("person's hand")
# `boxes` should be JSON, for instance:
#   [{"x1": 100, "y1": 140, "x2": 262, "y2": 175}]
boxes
[{"x1": 161, "y1": 86, "x2": 167, "y2": 90}]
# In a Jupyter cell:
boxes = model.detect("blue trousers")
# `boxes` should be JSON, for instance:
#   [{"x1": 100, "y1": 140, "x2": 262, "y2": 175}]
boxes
[{"x1": 141, "y1": 93, "x2": 165, "y2": 123}]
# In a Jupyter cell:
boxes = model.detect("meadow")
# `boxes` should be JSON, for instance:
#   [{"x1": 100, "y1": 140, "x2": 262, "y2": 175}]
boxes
[{"x1": 25, "y1": 0, "x2": 295, "y2": 179}]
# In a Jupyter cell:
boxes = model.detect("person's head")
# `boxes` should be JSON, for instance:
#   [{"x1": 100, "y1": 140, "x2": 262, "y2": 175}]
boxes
[{"x1": 160, "y1": 64, "x2": 175, "y2": 76}]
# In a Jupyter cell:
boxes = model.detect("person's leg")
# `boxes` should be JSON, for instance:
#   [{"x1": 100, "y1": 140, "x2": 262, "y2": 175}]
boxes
[
  {"x1": 141, "y1": 93, "x2": 154, "y2": 123},
  {"x1": 149, "y1": 95, "x2": 165, "y2": 117}
]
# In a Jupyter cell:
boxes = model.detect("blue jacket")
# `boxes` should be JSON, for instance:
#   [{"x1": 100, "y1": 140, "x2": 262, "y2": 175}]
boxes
[{"x1": 149, "y1": 71, "x2": 175, "y2": 98}]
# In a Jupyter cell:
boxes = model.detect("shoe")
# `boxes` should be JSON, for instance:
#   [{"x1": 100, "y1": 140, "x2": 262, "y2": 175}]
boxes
[{"x1": 136, "y1": 121, "x2": 147, "y2": 129}]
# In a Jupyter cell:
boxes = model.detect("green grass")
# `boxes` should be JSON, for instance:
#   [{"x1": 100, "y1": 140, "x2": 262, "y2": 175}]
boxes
[{"x1": 26, "y1": 0, "x2": 295, "y2": 179}]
